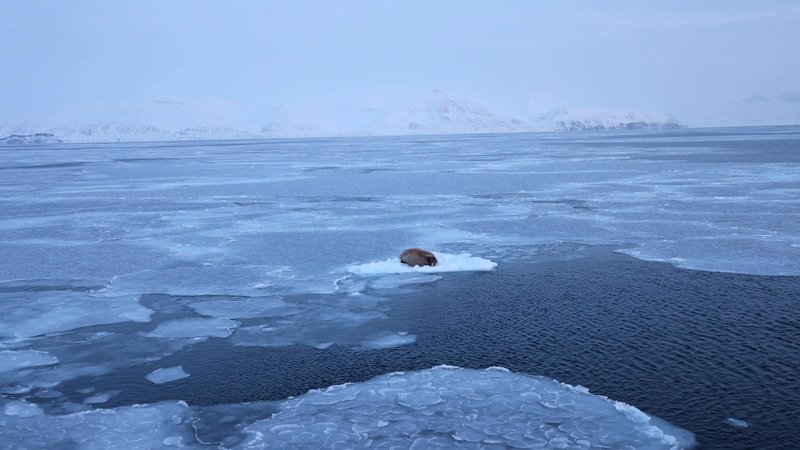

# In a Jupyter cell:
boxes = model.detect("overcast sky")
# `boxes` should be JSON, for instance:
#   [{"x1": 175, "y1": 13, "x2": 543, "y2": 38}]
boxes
[{"x1": 2, "y1": 0, "x2": 799, "y2": 126}]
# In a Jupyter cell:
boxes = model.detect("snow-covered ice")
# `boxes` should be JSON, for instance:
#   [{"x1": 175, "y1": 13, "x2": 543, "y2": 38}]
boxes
[
  {"x1": 146, "y1": 366, "x2": 190, "y2": 384},
  {"x1": 348, "y1": 252, "x2": 497, "y2": 276},
  {"x1": 240, "y1": 365, "x2": 694, "y2": 449},
  {"x1": 0, "y1": 366, "x2": 693, "y2": 449}
]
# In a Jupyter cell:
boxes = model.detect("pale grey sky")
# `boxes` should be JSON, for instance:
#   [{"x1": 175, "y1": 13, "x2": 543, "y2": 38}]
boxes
[{"x1": 2, "y1": 0, "x2": 799, "y2": 126}]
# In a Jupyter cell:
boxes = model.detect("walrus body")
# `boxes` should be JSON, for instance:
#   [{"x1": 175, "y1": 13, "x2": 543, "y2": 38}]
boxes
[{"x1": 400, "y1": 248, "x2": 438, "y2": 267}]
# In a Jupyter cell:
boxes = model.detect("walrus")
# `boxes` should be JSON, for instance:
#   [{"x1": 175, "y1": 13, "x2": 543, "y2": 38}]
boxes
[{"x1": 400, "y1": 248, "x2": 438, "y2": 267}]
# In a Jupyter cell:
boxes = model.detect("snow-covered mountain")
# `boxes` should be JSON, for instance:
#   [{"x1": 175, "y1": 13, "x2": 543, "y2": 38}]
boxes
[
  {"x1": 534, "y1": 107, "x2": 682, "y2": 131},
  {"x1": 0, "y1": 133, "x2": 62, "y2": 145},
  {"x1": 1, "y1": 95, "x2": 683, "y2": 143}
]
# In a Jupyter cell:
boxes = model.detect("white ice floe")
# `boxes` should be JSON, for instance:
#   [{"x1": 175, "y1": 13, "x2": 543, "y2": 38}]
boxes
[
  {"x1": 0, "y1": 400, "x2": 194, "y2": 449},
  {"x1": 0, "y1": 350, "x2": 59, "y2": 373},
  {"x1": 188, "y1": 296, "x2": 296, "y2": 319},
  {"x1": 3, "y1": 400, "x2": 44, "y2": 417},
  {"x1": 348, "y1": 252, "x2": 497, "y2": 276},
  {"x1": 0, "y1": 292, "x2": 152, "y2": 339},
  {"x1": 240, "y1": 365, "x2": 695, "y2": 449},
  {"x1": 360, "y1": 332, "x2": 416, "y2": 349},
  {"x1": 725, "y1": 417, "x2": 750, "y2": 428},
  {"x1": 145, "y1": 318, "x2": 239, "y2": 339},
  {"x1": 146, "y1": 366, "x2": 190, "y2": 384}
]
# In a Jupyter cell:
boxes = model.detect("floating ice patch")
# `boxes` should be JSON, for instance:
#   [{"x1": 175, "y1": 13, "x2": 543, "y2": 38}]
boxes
[
  {"x1": 0, "y1": 350, "x2": 59, "y2": 373},
  {"x1": 0, "y1": 292, "x2": 152, "y2": 339},
  {"x1": 145, "y1": 318, "x2": 239, "y2": 339},
  {"x1": 99, "y1": 264, "x2": 284, "y2": 297},
  {"x1": 3, "y1": 400, "x2": 44, "y2": 418},
  {"x1": 360, "y1": 332, "x2": 416, "y2": 349},
  {"x1": 188, "y1": 296, "x2": 296, "y2": 319},
  {"x1": 348, "y1": 252, "x2": 497, "y2": 276},
  {"x1": 725, "y1": 417, "x2": 750, "y2": 429},
  {"x1": 231, "y1": 308, "x2": 386, "y2": 349},
  {"x1": 240, "y1": 365, "x2": 695, "y2": 449},
  {"x1": 0, "y1": 401, "x2": 194, "y2": 449},
  {"x1": 146, "y1": 366, "x2": 190, "y2": 384},
  {"x1": 83, "y1": 391, "x2": 119, "y2": 405}
]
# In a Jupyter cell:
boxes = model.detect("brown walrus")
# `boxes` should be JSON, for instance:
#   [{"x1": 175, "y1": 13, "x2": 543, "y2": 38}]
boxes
[{"x1": 400, "y1": 248, "x2": 438, "y2": 267}]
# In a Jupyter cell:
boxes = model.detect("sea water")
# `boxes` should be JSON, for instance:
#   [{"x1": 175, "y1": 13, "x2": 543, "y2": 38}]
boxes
[{"x1": 1, "y1": 126, "x2": 799, "y2": 448}]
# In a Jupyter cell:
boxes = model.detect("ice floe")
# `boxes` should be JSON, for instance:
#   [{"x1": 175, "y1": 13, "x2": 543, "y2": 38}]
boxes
[
  {"x1": 240, "y1": 365, "x2": 695, "y2": 449},
  {"x1": 0, "y1": 350, "x2": 58, "y2": 373},
  {"x1": 145, "y1": 318, "x2": 239, "y2": 339},
  {"x1": 348, "y1": 252, "x2": 497, "y2": 276},
  {"x1": 146, "y1": 366, "x2": 190, "y2": 384},
  {"x1": 0, "y1": 292, "x2": 152, "y2": 339}
]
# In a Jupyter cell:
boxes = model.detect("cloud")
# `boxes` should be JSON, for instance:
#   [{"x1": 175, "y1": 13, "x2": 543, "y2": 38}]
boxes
[
  {"x1": 743, "y1": 94, "x2": 770, "y2": 104},
  {"x1": 778, "y1": 92, "x2": 800, "y2": 103}
]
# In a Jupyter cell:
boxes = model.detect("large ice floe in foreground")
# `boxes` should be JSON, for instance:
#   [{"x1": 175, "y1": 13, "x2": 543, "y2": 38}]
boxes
[
  {"x1": 348, "y1": 252, "x2": 497, "y2": 276},
  {"x1": 240, "y1": 365, "x2": 694, "y2": 449},
  {"x1": 0, "y1": 366, "x2": 694, "y2": 449}
]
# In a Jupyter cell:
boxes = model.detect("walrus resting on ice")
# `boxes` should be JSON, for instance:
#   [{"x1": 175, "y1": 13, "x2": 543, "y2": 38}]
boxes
[{"x1": 400, "y1": 248, "x2": 438, "y2": 267}]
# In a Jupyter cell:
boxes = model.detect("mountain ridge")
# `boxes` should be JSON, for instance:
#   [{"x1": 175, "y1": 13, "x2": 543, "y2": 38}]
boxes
[{"x1": 1, "y1": 96, "x2": 683, "y2": 143}]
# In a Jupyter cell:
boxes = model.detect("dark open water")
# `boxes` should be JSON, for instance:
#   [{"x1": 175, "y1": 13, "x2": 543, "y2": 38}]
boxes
[{"x1": 63, "y1": 249, "x2": 800, "y2": 449}]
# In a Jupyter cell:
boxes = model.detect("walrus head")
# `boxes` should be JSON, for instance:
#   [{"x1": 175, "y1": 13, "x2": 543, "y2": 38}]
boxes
[{"x1": 400, "y1": 248, "x2": 438, "y2": 267}]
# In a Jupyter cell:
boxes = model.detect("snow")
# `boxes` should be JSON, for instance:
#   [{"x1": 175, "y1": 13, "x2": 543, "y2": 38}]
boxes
[
  {"x1": 348, "y1": 252, "x2": 497, "y2": 276},
  {"x1": 535, "y1": 106, "x2": 682, "y2": 131},
  {"x1": 146, "y1": 366, "x2": 190, "y2": 384},
  {"x1": 240, "y1": 365, "x2": 694, "y2": 449},
  {"x1": 0, "y1": 350, "x2": 59, "y2": 373}
]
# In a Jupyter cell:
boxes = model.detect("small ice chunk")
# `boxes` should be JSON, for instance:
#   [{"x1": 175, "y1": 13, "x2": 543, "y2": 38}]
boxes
[
  {"x1": 146, "y1": 366, "x2": 190, "y2": 384},
  {"x1": 145, "y1": 317, "x2": 239, "y2": 339},
  {"x1": 725, "y1": 417, "x2": 750, "y2": 429},
  {"x1": 361, "y1": 332, "x2": 417, "y2": 349},
  {"x1": 0, "y1": 350, "x2": 59, "y2": 373},
  {"x1": 84, "y1": 391, "x2": 119, "y2": 404},
  {"x1": 4, "y1": 400, "x2": 44, "y2": 417}
]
